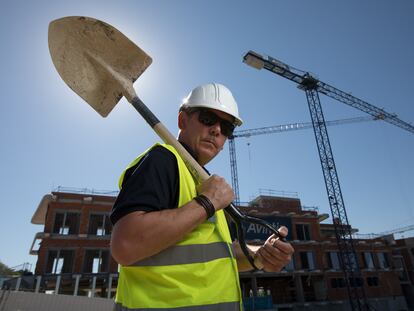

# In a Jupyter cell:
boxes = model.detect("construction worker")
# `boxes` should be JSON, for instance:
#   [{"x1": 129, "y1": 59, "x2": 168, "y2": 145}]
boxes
[{"x1": 110, "y1": 83, "x2": 294, "y2": 310}]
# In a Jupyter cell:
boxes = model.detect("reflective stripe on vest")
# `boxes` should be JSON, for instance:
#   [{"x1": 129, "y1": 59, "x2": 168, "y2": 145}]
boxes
[
  {"x1": 114, "y1": 301, "x2": 240, "y2": 311},
  {"x1": 130, "y1": 242, "x2": 232, "y2": 266},
  {"x1": 115, "y1": 144, "x2": 242, "y2": 310}
]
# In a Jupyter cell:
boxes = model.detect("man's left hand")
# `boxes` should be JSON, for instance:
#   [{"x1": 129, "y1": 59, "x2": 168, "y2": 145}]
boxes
[{"x1": 255, "y1": 226, "x2": 294, "y2": 272}]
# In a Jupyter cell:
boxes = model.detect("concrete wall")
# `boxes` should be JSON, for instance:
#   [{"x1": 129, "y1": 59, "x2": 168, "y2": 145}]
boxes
[
  {"x1": 0, "y1": 291, "x2": 408, "y2": 311},
  {"x1": 0, "y1": 290, "x2": 114, "y2": 311},
  {"x1": 275, "y1": 296, "x2": 408, "y2": 310}
]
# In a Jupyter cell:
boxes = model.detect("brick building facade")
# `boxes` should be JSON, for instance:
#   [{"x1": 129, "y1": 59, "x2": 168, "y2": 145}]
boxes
[
  {"x1": 237, "y1": 195, "x2": 406, "y2": 310},
  {"x1": 30, "y1": 191, "x2": 118, "y2": 297},
  {"x1": 27, "y1": 190, "x2": 409, "y2": 310},
  {"x1": 392, "y1": 237, "x2": 414, "y2": 309}
]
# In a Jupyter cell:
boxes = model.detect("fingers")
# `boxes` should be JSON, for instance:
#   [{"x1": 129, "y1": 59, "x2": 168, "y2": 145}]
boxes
[
  {"x1": 278, "y1": 226, "x2": 288, "y2": 238},
  {"x1": 258, "y1": 241, "x2": 292, "y2": 267},
  {"x1": 256, "y1": 229, "x2": 294, "y2": 272},
  {"x1": 268, "y1": 238, "x2": 294, "y2": 256},
  {"x1": 197, "y1": 175, "x2": 234, "y2": 210}
]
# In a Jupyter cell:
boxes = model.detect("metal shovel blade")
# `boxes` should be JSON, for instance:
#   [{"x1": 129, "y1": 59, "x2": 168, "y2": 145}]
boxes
[{"x1": 48, "y1": 16, "x2": 152, "y2": 117}]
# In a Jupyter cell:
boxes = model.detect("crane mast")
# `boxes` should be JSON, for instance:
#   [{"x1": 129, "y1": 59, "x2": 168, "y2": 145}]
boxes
[
  {"x1": 228, "y1": 137, "x2": 240, "y2": 206},
  {"x1": 305, "y1": 86, "x2": 366, "y2": 309},
  {"x1": 243, "y1": 50, "x2": 414, "y2": 310}
]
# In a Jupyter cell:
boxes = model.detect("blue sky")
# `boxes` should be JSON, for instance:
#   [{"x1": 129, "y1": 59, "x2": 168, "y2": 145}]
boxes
[{"x1": 0, "y1": 0, "x2": 413, "y2": 269}]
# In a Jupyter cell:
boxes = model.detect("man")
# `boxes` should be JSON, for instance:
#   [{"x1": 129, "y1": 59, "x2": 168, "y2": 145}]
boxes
[{"x1": 110, "y1": 83, "x2": 294, "y2": 310}]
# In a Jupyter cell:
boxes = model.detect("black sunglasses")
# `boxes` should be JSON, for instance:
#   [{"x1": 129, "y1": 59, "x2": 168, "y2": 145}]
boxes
[{"x1": 196, "y1": 109, "x2": 235, "y2": 137}]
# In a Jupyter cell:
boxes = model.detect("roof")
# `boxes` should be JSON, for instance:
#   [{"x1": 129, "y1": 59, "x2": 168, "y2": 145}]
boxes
[
  {"x1": 31, "y1": 194, "x2": 53, "y2": 225},
  {"x1": 30, "y1": 191, "x2": 116, "y2": 225}
]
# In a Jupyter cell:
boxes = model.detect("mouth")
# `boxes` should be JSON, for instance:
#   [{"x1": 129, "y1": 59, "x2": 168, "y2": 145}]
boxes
[{"x1": 202, "y1": 139, "x2": 217, "y2": 149}]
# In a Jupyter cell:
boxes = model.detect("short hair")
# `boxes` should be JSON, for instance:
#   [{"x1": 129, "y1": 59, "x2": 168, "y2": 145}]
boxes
[{"x1": 179, "y1": 106, "x2": 199, "y2": 114}]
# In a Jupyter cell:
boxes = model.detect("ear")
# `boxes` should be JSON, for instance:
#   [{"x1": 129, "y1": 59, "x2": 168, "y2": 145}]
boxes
[{"x1": 178, "y1": 111, "x2": 187, "y2": 130}]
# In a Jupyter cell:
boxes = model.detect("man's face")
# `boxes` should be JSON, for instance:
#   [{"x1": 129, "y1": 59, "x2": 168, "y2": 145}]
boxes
[{"x1": 178, "y1": 108, "x2": 235, "y2": 166}]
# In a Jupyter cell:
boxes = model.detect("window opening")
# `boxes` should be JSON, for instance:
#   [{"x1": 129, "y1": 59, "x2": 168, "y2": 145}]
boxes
[
  {"x1": 327, "y1": 252, "x2": 341, "y2": 270},
  {"x1": 88, "y1": 214, "x2": 112, "y2": 236},
  {"x1": 377, "y1": 252, "x2": 389, "y2": 269},
  {"x1": 53, "y1": 212, "x2": 80, "y2": 235},
  {"x1": 84, "y1": 249, "x2": 109, "y2": 273},
  {"x1": 296, "y1": 224, "x2": 311, "y2": 240},
  {"x1": 46, "y1": 250, "x2": 74, "y2": 274},
  {"x1": 363, "y1": 252, "x2": 375, "y2": 269},
  {"x1": 300, "y1": 251, "x2": 315, "y2": 270}
]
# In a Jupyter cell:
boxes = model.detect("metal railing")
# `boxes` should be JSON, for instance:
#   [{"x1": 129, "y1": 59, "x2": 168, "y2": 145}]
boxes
[{"x1": 53, "y1": 186, "x2": 119, "y2": 196}]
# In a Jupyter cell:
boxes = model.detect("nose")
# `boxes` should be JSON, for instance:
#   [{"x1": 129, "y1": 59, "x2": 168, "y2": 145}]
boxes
[{"x1": 209, "y1": 122, "x2": 221, "y2": 136}]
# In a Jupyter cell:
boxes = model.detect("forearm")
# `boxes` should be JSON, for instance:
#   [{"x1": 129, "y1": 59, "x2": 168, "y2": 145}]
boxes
[{"x1": 111, "y1": 200, "x2": 208, "y2": 265}]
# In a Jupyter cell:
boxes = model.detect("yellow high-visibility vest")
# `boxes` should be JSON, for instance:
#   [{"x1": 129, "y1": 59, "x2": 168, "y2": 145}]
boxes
[{"x1": 114, "y1": 143, "x2": 242, "y2": 310}]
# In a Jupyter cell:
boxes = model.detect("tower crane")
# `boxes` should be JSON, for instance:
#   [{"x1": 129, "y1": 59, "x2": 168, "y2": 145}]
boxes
[
  {"x1": 243, "y1": 50, "x2": 414, "y2": 311},
  {"x1": 230, "y1": 116, "x2": 378, "y2": 205},
  {"x1": 382, "y1": 224, "x2": 414, "y2": 237},
  {"x1": 354, "y1": 224, "x2": 414, "y2": 239}
]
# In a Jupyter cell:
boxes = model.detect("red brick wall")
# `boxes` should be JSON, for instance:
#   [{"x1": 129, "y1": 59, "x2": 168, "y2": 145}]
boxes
[{"x1": 35, "y1": 192, "x2": 117, "y2": 275}]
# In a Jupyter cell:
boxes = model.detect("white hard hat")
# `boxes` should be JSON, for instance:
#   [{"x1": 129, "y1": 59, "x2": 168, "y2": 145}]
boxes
[{"x1": 181, "y1": 83, "x2": 243, "y2": 126}]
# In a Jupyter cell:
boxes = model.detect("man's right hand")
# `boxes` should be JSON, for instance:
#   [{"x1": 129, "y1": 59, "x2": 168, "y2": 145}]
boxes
[{"x1": 197, "y1": 174, "x2": 234, "y2": 211}]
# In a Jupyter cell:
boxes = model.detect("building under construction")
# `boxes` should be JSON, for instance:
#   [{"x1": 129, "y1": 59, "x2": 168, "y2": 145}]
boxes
[{"x1": 2, "y1": 188, "x2": 412, "y2": 310}]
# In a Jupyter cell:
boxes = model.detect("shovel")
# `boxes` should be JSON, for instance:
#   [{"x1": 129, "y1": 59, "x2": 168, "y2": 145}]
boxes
[{"x1": 48, "y1": 16, "x2": 283, "y2": 269}]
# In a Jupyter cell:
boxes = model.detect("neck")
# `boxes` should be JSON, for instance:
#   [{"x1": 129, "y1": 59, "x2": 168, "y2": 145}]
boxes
[{"x1": 178, "y1": 139, "x2": 198, "y2": 162}]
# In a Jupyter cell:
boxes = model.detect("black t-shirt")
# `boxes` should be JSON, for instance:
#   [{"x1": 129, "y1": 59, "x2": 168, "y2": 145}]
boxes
[
  {"x1": 110, "y1": 144, "x2": 238, "y2": 240},
  {"x1": 110, "y1": 145, "x2": 179, "y2": 225}
]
